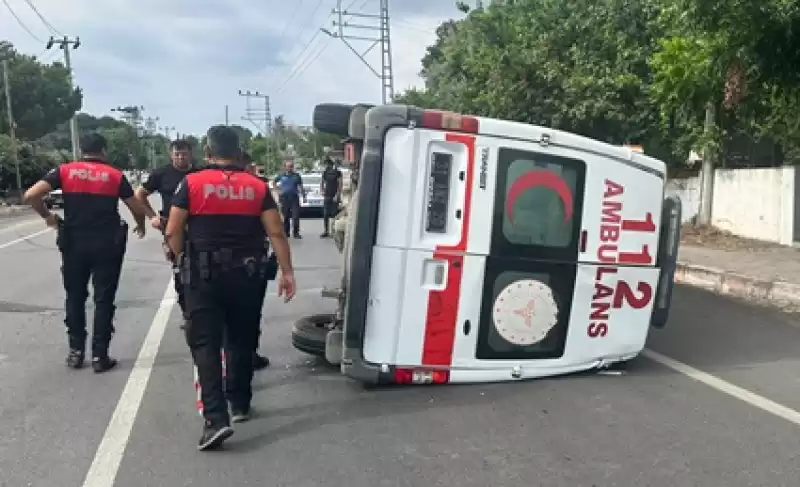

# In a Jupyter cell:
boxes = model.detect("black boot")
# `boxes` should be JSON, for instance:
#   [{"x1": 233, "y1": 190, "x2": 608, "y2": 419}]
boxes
[
  {"x1": 66, "y1": 349, "x2": 85, "y2": 369},
  {"x1": 198, "y1": 421, "x2": 234, "y2": 451},
  {"x1": 92, "y1": 356, "x2": 118, "y2": 373},
  {"x1": 253, "y1": 352, "x2": 270, "y2": 370}
]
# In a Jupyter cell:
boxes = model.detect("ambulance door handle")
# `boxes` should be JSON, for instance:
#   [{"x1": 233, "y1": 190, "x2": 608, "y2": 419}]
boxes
[
  {"x1": 423, "y1": 259, "x2": 447, "y2": 289},
  {"x1": 463, "y1": 320, "x2": 471, "y2": 335},
  {"x1": 455, "y1": 209, "x2": 462, "y2": 219}
]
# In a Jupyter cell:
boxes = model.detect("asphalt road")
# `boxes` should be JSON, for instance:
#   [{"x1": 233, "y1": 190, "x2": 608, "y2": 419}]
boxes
[{"x1": 1, "y1": 213, "x2": 799, "y2": 487}]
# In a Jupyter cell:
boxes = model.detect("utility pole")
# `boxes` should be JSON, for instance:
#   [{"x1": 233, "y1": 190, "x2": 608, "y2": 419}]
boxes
[
  {"x1": 1, "y1": 59, "x2": 21, "y2": 196},
  {"x1": 144, "y1": 116, "x2": 159, "y2": 169},
  {"x1": 225, "y1": 105, "x2": 229, "y2": 126},
  {"x1": 698, "y1": 102, "x2": 716, "y2": 226},
  {"x1": 238, "y1": 90, "x2": 273, "y2": 172},
  {"x1": 160, "y1": 124, "x2": 176, "y2": 141},
  {"x1": 322, "y1": 0, "x2": 394, "y2": 104},
  {"x1": 46, "y1": 36, "x2": 81, "y2": 160},
  {"x1": 111, "y1": 105, "x2": 144, "y2": 169}
]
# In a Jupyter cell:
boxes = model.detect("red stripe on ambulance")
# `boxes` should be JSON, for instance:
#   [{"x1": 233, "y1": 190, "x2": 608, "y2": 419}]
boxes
[{"x1": 421, "y1": 133, "x2": 476, "y2": 366}]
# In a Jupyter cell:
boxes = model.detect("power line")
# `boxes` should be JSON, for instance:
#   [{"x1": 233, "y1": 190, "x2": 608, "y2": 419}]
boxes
[
  {"x1": 266, "y1": 0, "x2": 327, "y2": 93},
  {"x1": 22, "y1": 0, "x2": 62, "y2": 36},
  {"x1": 274, "y1": 40, "x2": 331, "y2": 95},
  {"x1": 269, "y1": 0, "x2": 366, "y2": 94},
  {"x1": 322, "y1": 0, "x2": 394, "y2": 103},
  {"x1": 2, "y1": 0, "x2": 44, "y2": 42},
  {"x1": 274, "y1": 0, "x2": 306, "y2": 43},
  {"x1": 273, "y1": 35, "x2": 328, "y2": 94}
]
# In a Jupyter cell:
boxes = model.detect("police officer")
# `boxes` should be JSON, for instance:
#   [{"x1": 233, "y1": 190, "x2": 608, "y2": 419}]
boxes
[
  {"x1": 273, "y1": 160, "x2": 305, "y2": 239},
  {"x1": 165, "y1": 126, "x2": 296, "y2": 451},
  {"x1": 134, "y1": 139, "x2": 195, "y2": 326},
  {"x1": 23, "y1": 133, "x2": 147, "y2": 372},
  {"x1": 319, "y1": 156, "x2": 343, "y2": 238}
]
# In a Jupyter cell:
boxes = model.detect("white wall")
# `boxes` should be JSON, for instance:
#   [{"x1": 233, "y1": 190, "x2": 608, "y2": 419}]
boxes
[
  {"x1": 666, "y1": 177, "x2": 701, "y2": 223},
  {"x1": 667, "y1": 167, "x2": 796, "y2": 245},
  {"x1": 711, "y1": 167, "x2": 795, "y2": 245}
]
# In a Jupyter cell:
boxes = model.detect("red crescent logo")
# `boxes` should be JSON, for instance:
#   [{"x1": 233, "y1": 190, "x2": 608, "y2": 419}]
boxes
[{"x1": 505, "y1": 169, "x2": 574, "y2": 223}]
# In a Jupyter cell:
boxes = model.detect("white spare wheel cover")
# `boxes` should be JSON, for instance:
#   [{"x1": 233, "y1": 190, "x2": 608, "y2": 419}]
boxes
[{"x1": 492, "y1": 279, "x2": 558, "y2": 346}]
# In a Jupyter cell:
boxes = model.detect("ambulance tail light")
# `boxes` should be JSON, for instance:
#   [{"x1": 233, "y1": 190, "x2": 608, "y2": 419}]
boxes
[
  {"x1": 393, "y1": 368, "x2": 450, "y2": 385},
  {"x1": 420, "y1": 110, "x2": 479, "y2": 134}
]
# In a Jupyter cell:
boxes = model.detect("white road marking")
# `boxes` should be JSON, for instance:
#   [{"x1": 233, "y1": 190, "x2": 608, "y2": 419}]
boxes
[
  {"x1": 643, "y1": 349, "x2": 800, "y2": 426},
  {"x1": 82, "y1": 279, "x2": 176, "y2": 487},
  {"x1": 0, "y1": 217, "x2": 40, "y2": 234},
  {"x1": 0, "y1": 228, "x2": 52, "y2": 250}
]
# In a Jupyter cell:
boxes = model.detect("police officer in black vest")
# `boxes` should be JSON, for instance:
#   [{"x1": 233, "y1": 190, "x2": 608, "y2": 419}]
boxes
[
  {"x1": 23, "y1": 133, "x2": 147, "y2": 372},
  {"x1": 165, "y1": 126, "x2": 296, "y2": 450}
]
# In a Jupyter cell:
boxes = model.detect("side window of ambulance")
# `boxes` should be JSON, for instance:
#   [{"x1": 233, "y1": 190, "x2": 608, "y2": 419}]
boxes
[{"x1": 495, "y1": 148, "x2": 584, "y2": 250}]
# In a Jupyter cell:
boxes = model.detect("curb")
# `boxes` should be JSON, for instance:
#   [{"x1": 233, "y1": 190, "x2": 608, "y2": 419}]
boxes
[{"x1": 676, "y1": 262, "x2": 800, "y2": 308}]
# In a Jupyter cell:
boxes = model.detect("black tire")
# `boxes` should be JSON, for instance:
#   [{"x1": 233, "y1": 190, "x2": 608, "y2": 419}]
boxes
[
  {"x1": 313, "y1": 104, "x2": 353, "y2": 137},
  {"x1": 291, "y1": 313, "x2": 336, "y2": 357}
]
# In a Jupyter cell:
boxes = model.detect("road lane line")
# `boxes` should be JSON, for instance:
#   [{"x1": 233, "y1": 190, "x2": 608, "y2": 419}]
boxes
[
  {"x1": 0, "y1": 228, "x2": 52, "y2": 250},
  {"x1": 643, "y1": 349, "x2": 800, "y2": 427},
  {"x1": 0, "y1": 217, "x2": 40, "y2": 234},
  {"x1": 82, "y1": 278, "x2": 176, "y2": 487}
]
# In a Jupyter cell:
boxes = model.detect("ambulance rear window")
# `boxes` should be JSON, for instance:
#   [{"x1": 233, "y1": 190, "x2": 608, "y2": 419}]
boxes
[{"x1": 493, "y1": 148, "x2": 585, "y2": 256}]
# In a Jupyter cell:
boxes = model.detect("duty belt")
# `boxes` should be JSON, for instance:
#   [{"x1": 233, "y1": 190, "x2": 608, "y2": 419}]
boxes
[{"x1": 190, "y1": 247, "x2": 269, "y2": 281}]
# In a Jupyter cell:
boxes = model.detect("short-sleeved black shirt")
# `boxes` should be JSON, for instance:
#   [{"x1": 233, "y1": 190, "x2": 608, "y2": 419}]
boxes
[
  {"x1": 321, "y1": 166, "x2": 342, "y2": 198},
  {"x1": 143, "y1": 164, "x2": 197, "y2": 217},
  {"x1": 43, "y1": 157, "x2": 134, "y2": 238},
  {"x1": 172, "y1": 165, "x2": 277, "y2": 250}
]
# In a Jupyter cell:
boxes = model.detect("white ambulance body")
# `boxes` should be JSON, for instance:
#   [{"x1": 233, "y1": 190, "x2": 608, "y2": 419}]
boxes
[{"x1": 333, "y1": 105, "x2": 680, "y2": 385}]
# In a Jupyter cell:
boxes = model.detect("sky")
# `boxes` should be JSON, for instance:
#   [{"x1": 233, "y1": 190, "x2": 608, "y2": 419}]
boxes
[{"x1": 1, "y1": 0, "x2": 466, "y2": 137}]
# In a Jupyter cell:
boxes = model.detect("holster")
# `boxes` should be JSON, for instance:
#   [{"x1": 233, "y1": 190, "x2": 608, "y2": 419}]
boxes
[
  {"x1": 178, "y1": 251, "x2": 191, "y2": 287},
  {"x1": 115, "y1": 220, "x2": 129, "y2": 249},
  {"x1": 264, "y1": 253, "x2": 278, "y2": 281},
  {"x1": 55, "y1": 221, "x2": 69, "y2": 252}
]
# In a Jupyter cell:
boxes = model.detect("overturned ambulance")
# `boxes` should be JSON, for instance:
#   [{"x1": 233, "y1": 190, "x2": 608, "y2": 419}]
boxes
[{"x1": 291, "y1": 103, "x2": 681, "y2": 386}]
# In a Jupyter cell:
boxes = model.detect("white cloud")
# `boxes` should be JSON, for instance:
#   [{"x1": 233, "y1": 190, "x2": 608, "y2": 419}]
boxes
[{"x1": 1, "y1": 0, "x2": 464, "y2": 137}]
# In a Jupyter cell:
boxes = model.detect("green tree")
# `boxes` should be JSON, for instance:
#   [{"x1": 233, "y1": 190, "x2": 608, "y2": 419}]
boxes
[
  {"x1": 396, "y1": 0, "x2": 676, "y2": 161},
  {"x1": 649, "y1": 0, "x2": 800, "y2": 163},
  {"x1": 0, "y1": 41, "x2": 82, "y2": 141}
]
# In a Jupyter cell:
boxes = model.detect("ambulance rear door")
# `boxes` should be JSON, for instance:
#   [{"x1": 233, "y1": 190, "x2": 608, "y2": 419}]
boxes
[
  {"x1": 449, "y1": 133, "x2": 588, "y2": 370},
  {"x1": 364, "y1": 121, "x2": 484, "y2": 368}
]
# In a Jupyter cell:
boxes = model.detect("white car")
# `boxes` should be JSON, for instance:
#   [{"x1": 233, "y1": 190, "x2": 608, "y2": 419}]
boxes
[
  {"x1": 44, "y1": 189, "x2": 63, "y2": 209},
  {"x1": 300, "y1": 173, "x2": 325, "y2": 212}
]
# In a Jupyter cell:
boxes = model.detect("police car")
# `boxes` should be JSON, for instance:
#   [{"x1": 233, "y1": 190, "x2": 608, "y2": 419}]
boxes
[
  {"x1": 299, "y1": 172, "x2": 325, "y2": 214},
  {"x1": 44, "y1": 189, "x2": 63, "y2": 209}
]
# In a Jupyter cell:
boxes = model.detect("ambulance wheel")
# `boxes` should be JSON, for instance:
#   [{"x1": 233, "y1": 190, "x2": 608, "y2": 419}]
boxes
[
  {"x1": 313, "y1": 104, "x2": 353, "y2": 137},
  {"x1": 291, "y1": 313, "x2": 336, "y2": 358}
]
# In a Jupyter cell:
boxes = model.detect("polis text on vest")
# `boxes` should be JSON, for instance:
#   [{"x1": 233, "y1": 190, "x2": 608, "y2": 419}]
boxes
[
  {"x1": 203, "y1": 183, "x2": 256, "y2": 201},
  {"x1": 69, "y1": 168, "x2": 110, "y2": 182}
]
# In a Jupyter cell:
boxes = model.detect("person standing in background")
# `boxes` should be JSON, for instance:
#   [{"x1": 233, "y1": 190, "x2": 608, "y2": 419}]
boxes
[{"x1": 273, "y1": 160, "x2": 305, "y2": 239}]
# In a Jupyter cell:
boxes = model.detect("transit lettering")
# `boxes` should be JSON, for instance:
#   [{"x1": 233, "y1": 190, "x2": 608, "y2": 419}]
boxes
[
  {"x1": 68, "y1": 168, "x2": 110, "y2": 182},
  {"x1": 202, "y1": 183, "x2": 256, "y2": 201}
]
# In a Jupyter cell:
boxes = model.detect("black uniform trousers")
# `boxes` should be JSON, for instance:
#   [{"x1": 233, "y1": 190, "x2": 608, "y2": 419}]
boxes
[
  {"x1": 60, "y1": 232, "x2": 126, "y2": 357},
  {"x1": 160, "y1": 222, "x2": 188, "y2": 318},
  {"x1": 279, "y1": 193, "x2": 301, "y2": 236},
  {"x1": 322, "y1": 195, "x2": 339, "y2": 233},
  {"x1": 184, "y1": 253, "x2": 265, "y2": 424}
]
